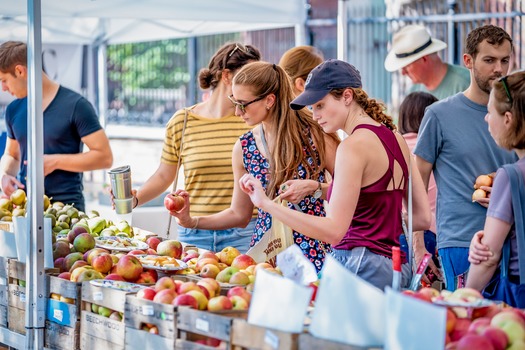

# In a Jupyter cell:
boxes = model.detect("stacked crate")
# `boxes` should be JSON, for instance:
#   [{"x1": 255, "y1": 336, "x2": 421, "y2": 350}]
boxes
[
  {"x1": 80, "y1": 281, "x2": 138, "y2": 349},
  {"x1": 44, "y1": 275, "x2": 82, "y2": 350},
  {"x1": 230, "y1": 319, "x2": 300, "y2": 350},
  {"x1": 7, "y1": 259, "x2": 58, "y2": 335}
]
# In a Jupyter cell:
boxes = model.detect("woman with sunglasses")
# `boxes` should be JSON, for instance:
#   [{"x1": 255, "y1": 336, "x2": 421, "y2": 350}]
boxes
[
  {"x1": 170, "y1": 61, "x2": 339, "y2": 272},
  {"x1": 466, "y1": 72, "x2": 525, "y2": 307},
  {"x1": 119, "y1": 42, "x2": 261, "y2": 253},
  {"x1": 239, "y1": 60, "x2": 431, "y2": 290}
]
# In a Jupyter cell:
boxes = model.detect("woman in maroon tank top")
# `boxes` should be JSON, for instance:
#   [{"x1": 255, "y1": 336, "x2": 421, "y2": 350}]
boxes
[{"x1": 240, "y1": 59, "x2": 431, "y2": 290}]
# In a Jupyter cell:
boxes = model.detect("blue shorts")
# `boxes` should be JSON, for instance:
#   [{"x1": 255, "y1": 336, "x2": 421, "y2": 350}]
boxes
[
  {"x1": 331, "y1": 247, "x2": 411, "y2": 291},
  {"x1": 177, "y1": 218, "x2": 256, "y2": 253},
  {"x1": 438, "y1": 247, "x2": 470, "y2": 291},
  {"x1": 399, "y1": 230, "x2": 437, "y2": 264}
]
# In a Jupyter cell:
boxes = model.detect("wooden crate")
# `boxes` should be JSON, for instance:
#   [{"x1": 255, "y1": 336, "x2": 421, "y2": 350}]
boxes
[
  {"x1": 7, "y1": 306, "x2": 25, "y2": 335},
  {"x1": 125, "y1": 294, "x2": 176, "y2": 339},
  {"x1": 80, "y1": 330, "x2": 124, "y2": 350},
  {"x1": 45, "y1": 319, "x2": 80, "y2": 350},
  {"x1": 176, "y1": 307, "x2": 247, "y2": 349},
  {"x1": 46, "y1": 275, "x2": 82, "y2": 327},
  {"x1": 0, "y1": 257, "x2": 9, "y2": 280},
  {"x1": 230, "y1": 319, "x2": 299, "y2": 350},
  {"x1": 8, "y1": 259, "x2": 58, "y2": 309},
  {"x1": 125, "y1": 326, "x2": 175, "y2": 350},
  {"x1": 298, "y1": 333, "x2": 376, "y2": 350},
  {"x1": 80, "y1": 281, "x2": 139, "y2": 348}
]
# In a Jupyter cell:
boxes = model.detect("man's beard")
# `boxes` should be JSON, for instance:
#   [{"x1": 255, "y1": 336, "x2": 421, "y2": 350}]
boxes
[{"x1": 473, "y1": 67, "x2": 501, "y2": 95}]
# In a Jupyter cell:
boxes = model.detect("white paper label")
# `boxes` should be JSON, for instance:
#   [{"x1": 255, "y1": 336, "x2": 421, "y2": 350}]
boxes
[
  {"x1": 93, "y1": 292, "x2": 103, "y2": 301},
  {"x1": 264, "y1": 330, "x2": 279, "y2": 349},
  {"x1": 195, "y1": 318, "x2": 209, "y2": 332},
  {"x1": 20, "y1": 293, "x2": 26, "y2": 302},
  {"x1": 142, "y1": 305, "x2": 154, "y2": 316},
  {"x1": 53, "y1": 309, "x2": 64, "y2": 322}
]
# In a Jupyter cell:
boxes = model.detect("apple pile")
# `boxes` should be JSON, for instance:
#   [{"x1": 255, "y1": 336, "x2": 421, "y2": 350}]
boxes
[
  {"x1": 0, "y1": 188, "x2": 31, "y2": 221},
  {"x1": 136, "y1": 276, "x2": 252, "y2": 313},
  {"x1": 403, "y1": 287, "x2": 525, "y2": 349},
  {"x1": 472, "y1": 173, "x2": 494, "y2": 202}
]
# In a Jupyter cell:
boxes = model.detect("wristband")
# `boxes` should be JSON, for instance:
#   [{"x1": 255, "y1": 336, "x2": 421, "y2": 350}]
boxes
[
  {"x1": 191, "y1": 217, "x2": 200, "y2": 229},
  {"x1": 132, "y1": 195, "x2": 139, "y2": 209}
]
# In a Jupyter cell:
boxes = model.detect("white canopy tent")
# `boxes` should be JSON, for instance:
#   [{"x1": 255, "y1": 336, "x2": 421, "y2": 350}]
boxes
[
  {"x1": 0, "y1": 1, "x2": 307, "y2": 349},
  {"x1": 0, "y1": 0, "x2": 307, "y2": 44}
]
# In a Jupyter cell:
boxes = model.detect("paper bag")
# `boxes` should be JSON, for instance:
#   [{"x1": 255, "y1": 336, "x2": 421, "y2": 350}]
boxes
[
  {"x1": 246, "y1": 198, "x2": 294, "y2": 265},
  {"x1": 309, "y1": 256, "x2": 385, "y2": 347}
]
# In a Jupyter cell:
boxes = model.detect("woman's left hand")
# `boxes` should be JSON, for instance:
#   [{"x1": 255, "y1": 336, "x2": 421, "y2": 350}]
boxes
[
  {"x1": 239, "y1": 174, "x2": 271, "y2": 209},
  {"x1": 278, "y1": 179, "x2": 318, "y2": 204}
]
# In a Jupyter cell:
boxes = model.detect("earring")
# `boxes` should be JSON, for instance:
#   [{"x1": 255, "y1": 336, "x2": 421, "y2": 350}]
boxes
[{"x1": 266, "y1": 106, "x2": 270, "y2": 110}]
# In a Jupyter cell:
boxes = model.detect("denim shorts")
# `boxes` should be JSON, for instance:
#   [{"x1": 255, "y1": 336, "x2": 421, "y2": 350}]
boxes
[
  {"x1": 177, "y1": 218, "x2": 256, "y2": 253},
  {"x1": 331, "y1": 247, "x2": 412, "y2": 291},
  {"x1": 438, "y1": 247, "x2": 470, "y2": 291}
]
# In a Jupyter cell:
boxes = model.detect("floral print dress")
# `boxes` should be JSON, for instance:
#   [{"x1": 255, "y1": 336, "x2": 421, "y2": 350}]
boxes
[{"x1": 240, "y1": 129, "x2": 331, "y2": 272}]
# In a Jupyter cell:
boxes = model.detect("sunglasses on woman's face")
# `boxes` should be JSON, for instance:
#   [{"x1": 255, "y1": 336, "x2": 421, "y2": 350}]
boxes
[
  {"x1": 499, "y1": 75, "x2": 513, "y2": 104},
  {"x1": 228, "y1": 94, "x2": 265, "y2": 114}
]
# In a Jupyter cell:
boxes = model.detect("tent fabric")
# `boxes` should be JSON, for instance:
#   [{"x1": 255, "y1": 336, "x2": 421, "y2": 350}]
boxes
[{"x1": 0, "y1": 0, "x2": 306, "y2": 44}]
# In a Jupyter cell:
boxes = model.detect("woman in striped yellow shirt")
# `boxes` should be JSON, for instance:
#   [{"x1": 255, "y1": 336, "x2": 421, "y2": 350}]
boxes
[{"x1": 130, "y1": 42, "x2": 261, "y2": 252}]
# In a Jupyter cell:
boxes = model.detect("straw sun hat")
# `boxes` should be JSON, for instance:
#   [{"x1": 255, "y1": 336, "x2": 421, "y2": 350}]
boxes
[{"x1": 384, "y1": 25, "x2": 447, "y2": 72}]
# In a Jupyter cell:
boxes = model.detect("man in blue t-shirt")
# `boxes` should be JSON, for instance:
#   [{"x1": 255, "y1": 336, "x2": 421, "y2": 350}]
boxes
[
  {"x1": 414, "y1": 25, "x2": 517, "y2": 291},
  {"x1": 0, "y1": 41, "x2": 113, "y2": 211}
]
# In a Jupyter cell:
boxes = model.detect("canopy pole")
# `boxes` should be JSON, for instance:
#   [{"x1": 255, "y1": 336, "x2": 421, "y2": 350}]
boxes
[
  {"x1": 26, "y1": 0, "x2": 46, "y2": 348},
  {"x1": 337, "y1": 0, "x2": 349, "y2": 61}
]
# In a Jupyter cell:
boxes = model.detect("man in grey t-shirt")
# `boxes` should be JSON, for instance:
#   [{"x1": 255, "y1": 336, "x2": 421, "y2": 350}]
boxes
[
  {"x1": 414, "y1": 25, "x2": 517, "y2": 291},
  {"x1": 385, "y1": 25, "x2": 470, "y2": 100}
]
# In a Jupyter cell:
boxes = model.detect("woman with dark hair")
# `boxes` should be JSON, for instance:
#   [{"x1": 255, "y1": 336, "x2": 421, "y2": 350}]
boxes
[
  {"x1": 240, "y1": 60, "x2": 431, "y2": 290},
  {"x1": 170, "y1": 62, "x2": 339, "y2": 271},
  {"x1": 398, "y1": 92, "x2": 442, "y2": 284}
]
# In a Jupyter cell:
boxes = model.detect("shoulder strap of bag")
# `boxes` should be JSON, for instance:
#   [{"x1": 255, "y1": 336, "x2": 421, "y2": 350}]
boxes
[
  {"x1": 165, "y1": 109, "x2": 189, "y2": 238},
  {"x1": 502, "y1": 164, "x2": 525, "y2": 283}
]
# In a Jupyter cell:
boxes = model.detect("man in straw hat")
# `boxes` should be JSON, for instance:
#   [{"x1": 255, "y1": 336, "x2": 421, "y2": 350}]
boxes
[
  {"x1": 413, "y1": 25, "x2": 517, "y2": 291},
  {"x1": 385, "y1": 24, "x2": 469, "y2": 100}
]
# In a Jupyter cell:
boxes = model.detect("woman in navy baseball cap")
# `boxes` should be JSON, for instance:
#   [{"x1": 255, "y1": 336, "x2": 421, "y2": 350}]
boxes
[{"x1": 240, "y1": 59, "x2": 431, "y2": 290}]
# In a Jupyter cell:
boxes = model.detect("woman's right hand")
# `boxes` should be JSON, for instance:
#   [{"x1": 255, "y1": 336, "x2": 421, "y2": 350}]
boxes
[
  {"x1": 108, "y1": 188, "x2": 138, "y2": 210},
  {"x1": 468, "y1": 230, "x2": 493, "y2": 264},
  {"x1": 167, "y1": 190, "x2": 194, "y2": 228},
  {"x1": 239, "y1": 174, "x2": 271, "y2": 210}
]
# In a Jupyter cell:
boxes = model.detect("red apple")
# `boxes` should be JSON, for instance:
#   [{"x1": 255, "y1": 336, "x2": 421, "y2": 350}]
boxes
[
  {"x1": 164, "y1": 193, "x2": 185, "y2": 212},
  {"x1": 207, "y1": 296, "x2": 232, "y2": 312},
  {"x1": 196, "y1": 281, "x2": 216, "y2": 299},
  {"x1": 156, "y1": 240, "x2": 183, "y2": 259},
  {"x1": 183, "y1": 251, "x2": 199, "y2": 263},
  {"x1": 216, "y1": 267, "x2": 239, "y2": 283},
  {"x1": 91, "y1": 253, "x2": 113, "y2": 274},
  {"x1": 185, "y1": 290, "x2": 208, "y2": 310},
  {"x1": 456, "y1": 334, "x2": 495, "y2": 350},
  {"x1": 490, "y1": 311, "x2": 525, "y2": 345},
  {"x1": 127, "y1": 250, "x2": 146, "y2": 256},
  {"x1": 198, "y1": 251, "x2": 219, "y2": 262},
  {"x1": 57, "y1": 272, "x2": 71, "y2": 280},
  {"x1": 52, "y1": 241, "x2": 71, "y2": 260},
  {"x1": 177, "y1": 281, "x2": 201, "y2": 295},
  {"x1": 196, "y1": 258, "x2": 219, "y2": 273},
  {"x1": 230, "y1": 254, "x2": 256, "y2": 270},
  {"x1": 63, "y1": 252, "x2": 84, "y2": 272},
  {"x1": 137, "y1": 287, "x2": 157, "y2": 301},
  {"x1": 67, "y1": 225, "x2": 88, "y2": 244},
  {"x1": 54, "y1": 257, "x2": 66, "y2": 272},
  {"x1": 172, "y1": 294, "x2": 198, "y2": 309},
  {"x1": 200, "y1": 278, "x2": 221, "y2": 296},
  {"x1": 155, "y1": 276, "x2": 176, "y2": 292},
  {"x1": 227, "y1": 286, "x2": 252, "y2": 303},
  {"x1": 142, "y1": 269, "x2": 158, "y2": 282},
  {"x1": 73, "y1": 233, "x2": 96, "y2": 254},
  {"x1": 149, "y1": 326, "x2": 159, "y2": 335},
  {"x1": 109, "y1": 311, "x2": 123, "y2": 321},
  {"x1": 116, "y1": 255, "x2": 143, "y2": 282},
  {"x1": 468, "y1": 317, "x2": 491, "y2": 334},
  {"x1": 153, "y1": 289, "x2": 176, "y2": 304},
  {"x1": 480, "y1": 326, "x2": 508, "y2": 350},
  {"x1": 75, "y1": 268, "x2": 104, "y2": 282},
  {"x1": 450, "y1": 318, "x2": 472, "y2": 342},
  {"x1": 136, "y1": 271, "x2": 157, "y2": 284},
  {"x1": 69, "y1": 260, "x2": 89, "y2": 273},
  {"x1": 146, "y1": 248, "x2": 158, "y2": 255},
  {"x1": 197, "y1": 285, "x2": 211, "y2": 299},
  {"x1": 146, "y1": 237, "x2": 161, "y2": 251}
]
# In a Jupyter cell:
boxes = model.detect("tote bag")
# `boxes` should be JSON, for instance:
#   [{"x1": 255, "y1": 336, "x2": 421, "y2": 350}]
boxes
[
  {"x1": 246, "y1": 197, "x2": 294, "y2": 266},
  {"x1": 482, "y1": 164, "x2": 525, "y2": 308}
]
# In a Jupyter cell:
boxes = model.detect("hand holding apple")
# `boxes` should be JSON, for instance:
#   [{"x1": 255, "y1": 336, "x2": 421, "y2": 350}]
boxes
[{"x1": 164, "y1": 192, "x2": 186, "y2": 212}]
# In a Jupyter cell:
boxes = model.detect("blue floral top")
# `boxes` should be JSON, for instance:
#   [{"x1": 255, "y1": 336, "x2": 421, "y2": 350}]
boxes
[{"x1": 240, "y1": 129, "x2": 331, "y2": 272}]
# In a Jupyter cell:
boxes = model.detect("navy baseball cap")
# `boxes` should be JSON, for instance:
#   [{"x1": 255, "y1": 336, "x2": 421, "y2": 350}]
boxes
[{"x1": 290, "y1": 59, "x2": 362, "y2": 110}]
